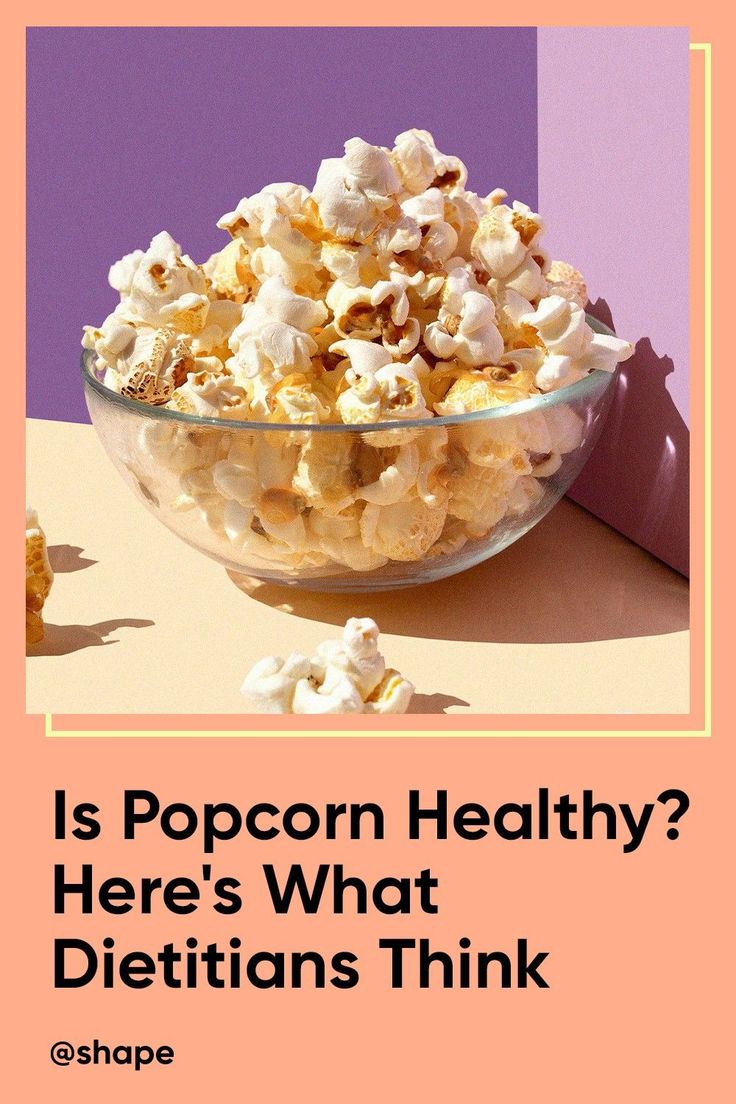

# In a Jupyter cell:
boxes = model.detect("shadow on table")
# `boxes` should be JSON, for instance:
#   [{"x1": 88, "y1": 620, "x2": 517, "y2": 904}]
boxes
[
  {"x1": 47, "y1": 544, "x2": 98, "y2": 573},
  {"x1": 407, "y1": 692, "x2": 470, "y2": 714},
  {"x1": 229, "y1": 500, "x2": 688, "y2": 645},
  {"x1": 27, "y1": 618, "x2": 154, "y2": 656}
]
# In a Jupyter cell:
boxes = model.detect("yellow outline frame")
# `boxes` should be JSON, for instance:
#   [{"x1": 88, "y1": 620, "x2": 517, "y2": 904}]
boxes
[{"x1": 45, "y1": 42, "x2": 712, "y2": 739}]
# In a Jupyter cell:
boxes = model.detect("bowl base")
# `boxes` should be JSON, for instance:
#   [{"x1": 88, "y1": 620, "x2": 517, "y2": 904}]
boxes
[
  {"x1": 228, "y1": 567, "x2": 456, "y2": 593},
  {"x1": 226, "y1": 538, "x2": 516, "y2": 593}
]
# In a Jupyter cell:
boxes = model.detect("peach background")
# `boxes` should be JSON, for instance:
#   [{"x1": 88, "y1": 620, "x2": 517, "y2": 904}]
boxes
[
  {"x1": 7, "y1": 738, "x2": 733, "y2": 1099},
  {"x1": 7, "y1": 5, "x2": 734, "y2": 1101}
]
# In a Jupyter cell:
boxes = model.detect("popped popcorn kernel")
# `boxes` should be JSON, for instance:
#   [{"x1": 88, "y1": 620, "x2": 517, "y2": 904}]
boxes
[
  {"x1": 26, "y1": 507, "x2": 53, "y2": 646},
  {"x1": 242, "y1": 618, "x2": 414, "y2": 714},
  {"x1": 546, "y1": 259, "x2": 588, "y2": 309}
]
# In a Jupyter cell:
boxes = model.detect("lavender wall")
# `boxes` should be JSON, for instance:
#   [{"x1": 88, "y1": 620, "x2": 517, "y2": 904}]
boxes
[
  {"x1": 26, "y1": 26, "x2": 538, "y2": 425},
  {"x1": 538, "y1": 27, "x2": 690, "y2": 575}
]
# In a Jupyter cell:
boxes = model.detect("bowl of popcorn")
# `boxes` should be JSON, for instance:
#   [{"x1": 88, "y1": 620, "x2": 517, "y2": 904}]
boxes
[{"x1": 82, "y1": 129, "x2": 632, "y2": 592}]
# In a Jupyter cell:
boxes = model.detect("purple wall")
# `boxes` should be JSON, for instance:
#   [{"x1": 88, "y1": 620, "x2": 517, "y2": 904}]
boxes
[
  {"x1": 538, "y1": 27, "x2": 690, "y2": 575},
  {"x1": 26, "y1": 26, "x2": 538, "y2": 425}
]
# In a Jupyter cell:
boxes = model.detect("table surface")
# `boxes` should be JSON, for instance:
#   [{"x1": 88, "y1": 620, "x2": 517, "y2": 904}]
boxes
[{"x1": 26, "y1": 418, "x2": 690, "y2": 716}]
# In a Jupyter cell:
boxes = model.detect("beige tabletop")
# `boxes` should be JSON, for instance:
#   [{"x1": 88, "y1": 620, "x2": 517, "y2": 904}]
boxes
[{"x1": 26, "y1": 417, "x2": 690, "y2": 716}]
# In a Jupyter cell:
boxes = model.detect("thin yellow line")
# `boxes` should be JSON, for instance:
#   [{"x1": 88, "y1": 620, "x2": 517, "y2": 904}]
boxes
[
  {"x1": 689, "y1": 42, "x2": 712, "y2": 735},
  {"x1": 49, "y1": 728, "x2": 706, "y2": 739},
  {"x1": 703, "y1": 43, "x2": 712, "y2": 735}
]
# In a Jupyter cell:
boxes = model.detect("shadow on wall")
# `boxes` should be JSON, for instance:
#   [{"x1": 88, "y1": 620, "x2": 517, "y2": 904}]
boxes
[
  {"x1": 229, "y1": 498, "x2": 688, "y2": 645},
  {"x1": 570, "y1": 299, "x2": 690, "y2": 577}
]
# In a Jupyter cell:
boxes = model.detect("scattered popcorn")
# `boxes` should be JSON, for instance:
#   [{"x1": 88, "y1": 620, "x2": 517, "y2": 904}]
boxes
[
  {"x1": 241, "y1": 618, "x2": 414, "y2": 714},
  {"x1": 84, "y1": 130, "x2": 633, "y2": 578},
  {"x1": 26, "y1": 507, "x2": 53, "y2": 646}
]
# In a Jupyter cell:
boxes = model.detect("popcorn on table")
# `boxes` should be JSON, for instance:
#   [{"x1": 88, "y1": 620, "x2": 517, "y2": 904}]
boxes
[
  {"x1": 26, "y1": 508, "x2": 53, "y2": 646},
  {"x1": 83, "y1": 129, "x2": 633, "y2": 574},
  {"x1": 242, "y1": 618, "x2": 414, "y2": 714}
]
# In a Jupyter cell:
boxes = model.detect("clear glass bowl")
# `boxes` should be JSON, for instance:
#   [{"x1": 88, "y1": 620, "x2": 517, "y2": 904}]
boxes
[{"x1": 82, "y1": 317, "x2": 619, "y2": 592}]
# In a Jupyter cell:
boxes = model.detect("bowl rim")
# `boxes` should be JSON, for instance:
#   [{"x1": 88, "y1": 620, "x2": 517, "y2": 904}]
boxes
[{"x1": 81, "y1": 314, "x2": 619, "y2": 434}]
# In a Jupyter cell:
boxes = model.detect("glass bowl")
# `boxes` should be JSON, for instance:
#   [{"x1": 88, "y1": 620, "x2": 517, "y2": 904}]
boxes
[{"x1": 82, "y1": 317, "x2": 619, "y2": 592}]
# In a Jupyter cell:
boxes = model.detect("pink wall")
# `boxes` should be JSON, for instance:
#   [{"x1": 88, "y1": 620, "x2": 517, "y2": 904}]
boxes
[{"x1": 538, "y1": 27, "x2": 690, "y2": 575}]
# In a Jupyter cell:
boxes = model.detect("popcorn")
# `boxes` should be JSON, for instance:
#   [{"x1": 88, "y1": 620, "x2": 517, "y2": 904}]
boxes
[
  {"x1": 354, "y1": 442, "x2": 420, "y2": 506},
  {"x1": 445, "y1": 191, "x2": 485, "y2": 256},
  {"x1": 233, "y1": 274, "x2": 328, "y2": 340},
  {"x1": 249, "y1": 243, "x2": 322, "y2": 297},
  {"x1": 500, "y1": 252, "x2": 549, "y2": 302},
  {"x1": 83, "y1": 321, "x2": 196, "y2": 404},
  {"x1": 375, "y1": 215, "x2": 423, "y2": 257},
  {"x1": 320, "y1": 240, "x2": 369, "y2": 287},
  {"x1": 401, "y1": 186, "x2": 446, "y2": 228},
  {"x1": 434, "y1": 371, "x2": 513, "y2": 415},
  {"x1": 111, "y1": 231, "x2": 210, "y2": 334},
  {"x1": 392, "y1": 129, "x2": 468, "y2": 196},
  {"x1": 329, "y1": 338, "x2": 394, "y2": 376},
  {"x1": 451, "y1": 417, "x2": 531, "y2": 473},
  {"x1": 426, "y1": 515, "x2": 471, "y2": 558},
  {"x1": 312, "y1": 139, "x2": 401, "y2": 243},
  {"x1": 292, "y1": 671, "x2": 366, "y2": 714},
  {"x1": 362, "y1": 670, "x2": 417, "y2": 714},
  {"x1": 544, "y1": 404, "x2": 585, "y2": 454},
  {"x1": 447, "y1": 459, "x2": 525, "y2": 538},
  {"x1": 169, "y1": 364, "x2": 249, "y2": 419},
  {"x1": 241, "y1": 652, "x2": 314, "y2": 713},
  {"x1": 401, "y1": 188, "x2": 459, "y2": 263},
  {"x1": 360, "y1": 493, "x2": 446, "y2": 561},
  {"x1": 266, "y1": 374, "x2": 335, "y2": 425},
  {"x1": 415, "y1": 426, "x2": 451, "y2": 508},
  {"x1": 191, "y1": 300, "x2": 244, "y2": 358},
  {"x1": 307, "y1": 507, "x2": 389, "y2": 572},
  {"x1": 506, "y1": 474, "x2": 545, "y2": 517},
  {"x1": 336, "y1": 360, "x2": 430, "y2": 428},
  {"x1": 253, "y1": 486, "x2": 309, "y2": 553},
  {"x1": 227, "y1": 277, "x2": 327, "y2": 407},
  {"x1": 217, "y1": 183, "x2": 320, "y2": 272},
  {"x1": 326, "y1": 271, "x2": 422, "y2": 353},
  {"x1": 520, "y1": 295, "x2": 633, "y2": 392},
  {"x1": 522, "y1": 294, "x2": 590, "y2": 359},
  {"x1": 242, "y1": 618, "x2": 414, "y2": 714},
  {"x1": 546, "y1": 260, "x2": 588, "y2": 309},
  {"x1": 327, "y1": 281, "x2": 383, "y2": 340},
  {"x1": 424, "y1": 290, "x2": 504, "y2": 367},
  {"x1": 84, "y1": 129, "x2": 632, "y2": 581},
  {"x1": 203, "y1": 240, "x2": 255, "y2": 304},
  {"x1": 471, "y1": 202, "x2": 544, "y2": 279},
  {"x1": 292, "y1": 434, "x2": 358, "y2": 513},
  {"x1": 26, "y1": 507, "x2": 53, "y2": 646}
]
